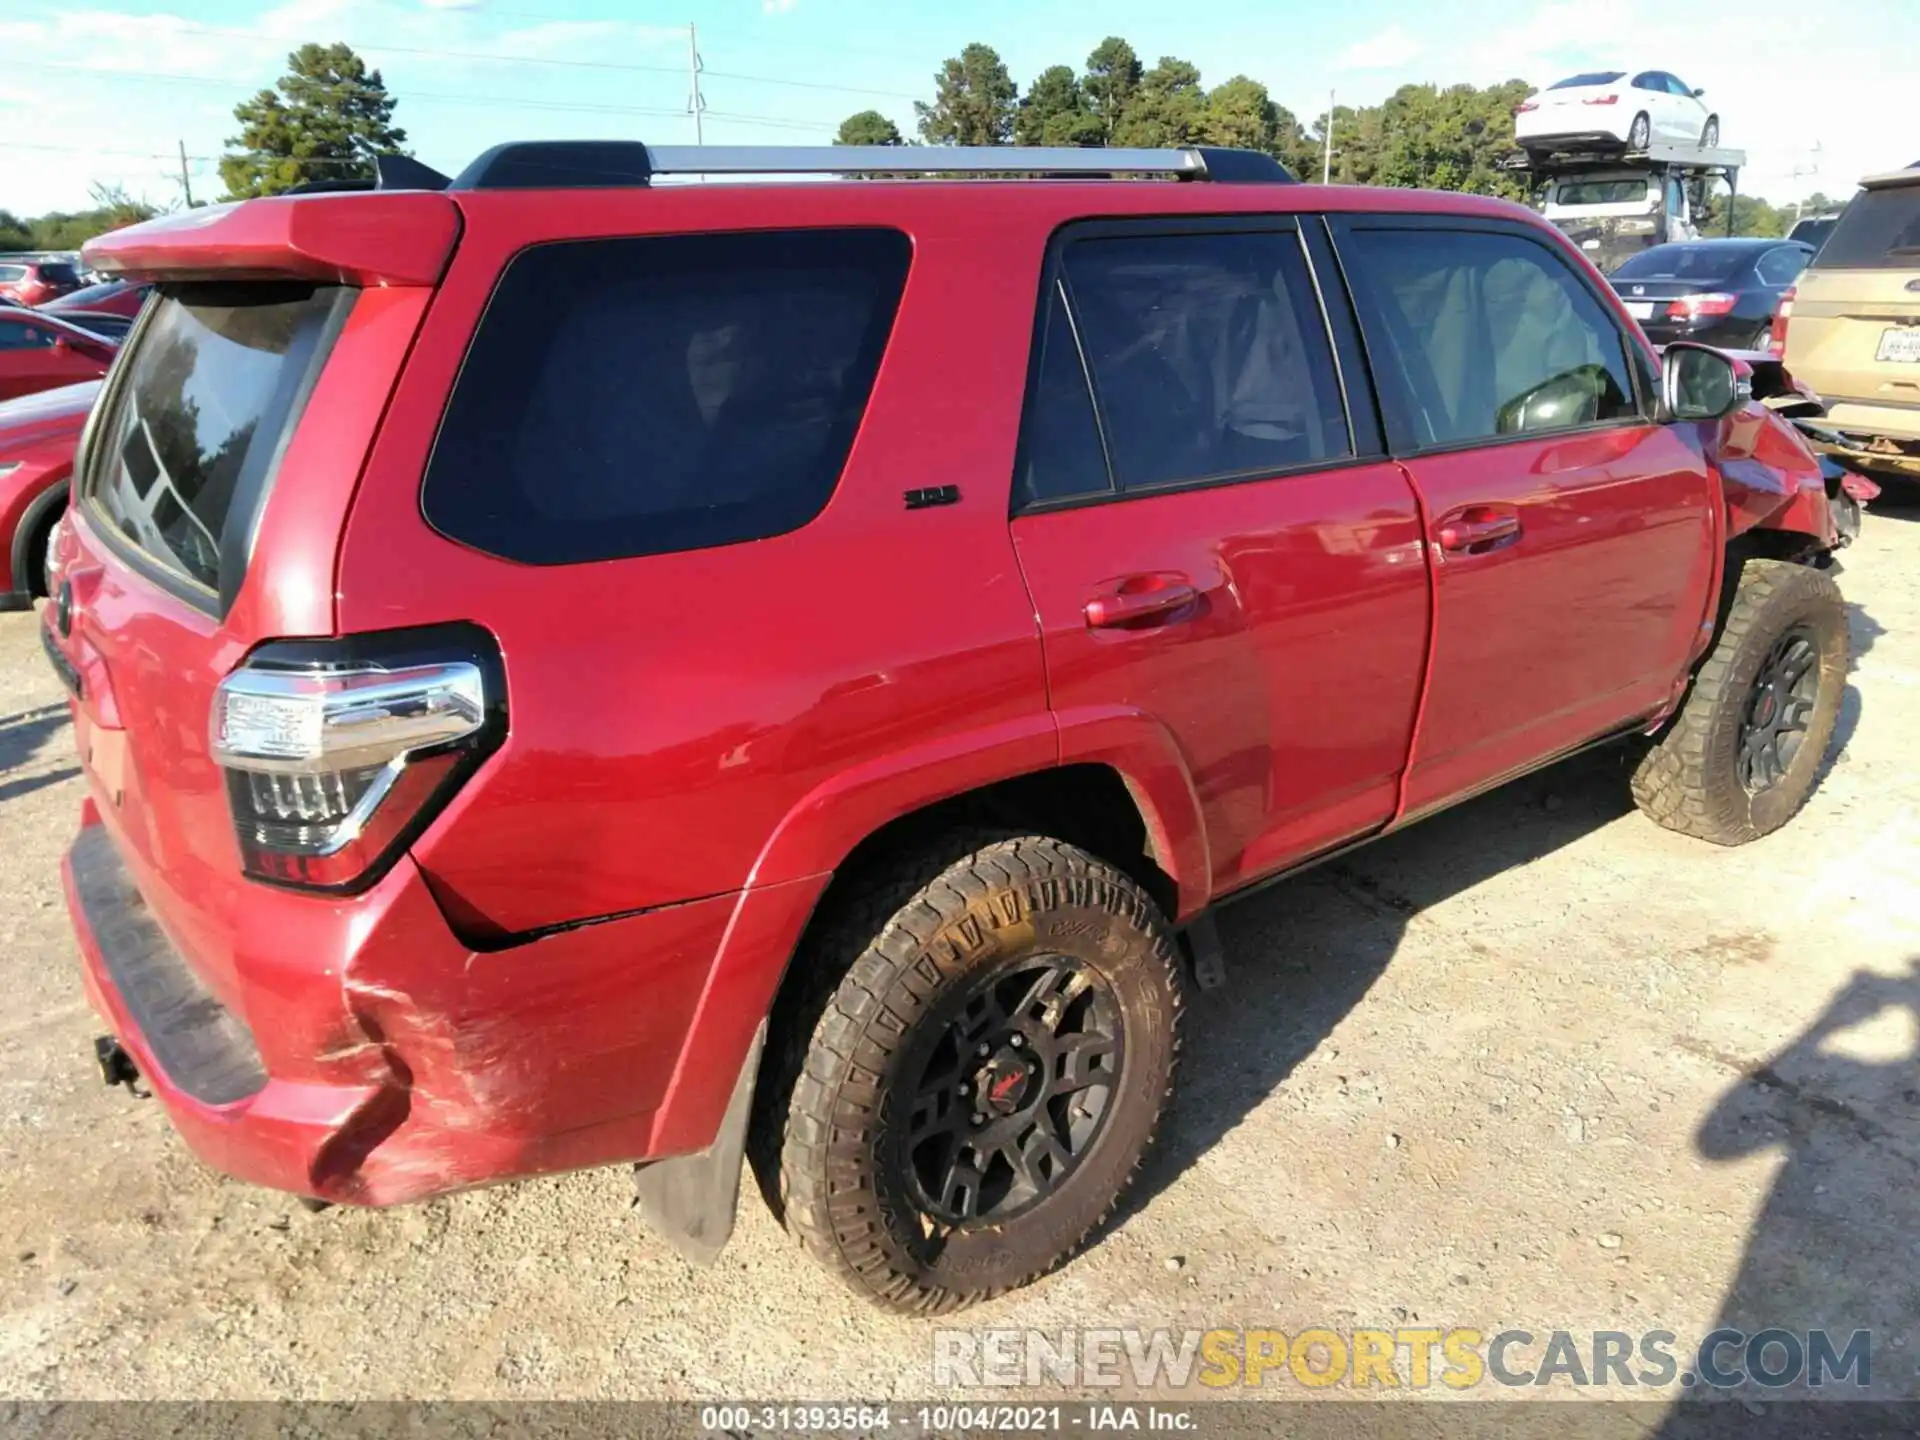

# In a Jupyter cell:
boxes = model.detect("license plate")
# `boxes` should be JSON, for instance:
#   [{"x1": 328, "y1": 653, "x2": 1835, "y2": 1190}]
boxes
[
  {"x1": 1624, "y1": 300, "x2": 1656, "y2": 320},
  {"x1": 1876, "y1": 327, "x2": 1920, "y2": 363}
]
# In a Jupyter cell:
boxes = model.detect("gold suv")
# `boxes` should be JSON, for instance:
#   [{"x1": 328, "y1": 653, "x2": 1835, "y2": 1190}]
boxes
[{"x1": 1783, "y1": 166, "x2": 1920, "y2": 487}]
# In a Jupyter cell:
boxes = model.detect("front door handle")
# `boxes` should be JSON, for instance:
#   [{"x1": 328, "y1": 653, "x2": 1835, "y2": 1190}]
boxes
[
  {"x1": 1435, "y1": 505, "x2": 1522, "y2": 555},
  {"x1": 1084, "y1": 576, "x2": 1200, "y2": 629}
]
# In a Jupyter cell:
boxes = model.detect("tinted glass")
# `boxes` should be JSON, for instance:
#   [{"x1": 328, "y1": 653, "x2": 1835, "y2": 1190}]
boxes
[
  {"x1": 0, "y1": 318, "x2": 52, "y2": 351},
  {"x1": 1017, "y1": 278, "x2": 1111, "y2": 506},
  {"x1": 1665, "y1": 75, "x2": 1695, "y2": 96},
  {"x1": 1345, "y1": 229, "x2": 1639, "y2": 448},
  {"x1": 65, "y1": 313, "x2": 134, "y2": 341},
  {"x1": 424, "y1": 228, "x2": 910, "y2": 566},
  {"x1": 83, "y1": 282, "x2": 339, "y2": 594},
  {"x1": 1612, "y1": 245, "x2": 1753, "y2": 282},
  {"x1": 1755, "y1": 247, "x2": 1810, "y2": 285},
  {"x1": 40, "y1": 263, "x2": 80, "y2": 286},
  {"x1": 1551, "y1": 72, "x2": 1625, "y2": 88},
  {"x1": 1815, "y1": 185, "x2": 1920, "y2": 270},
  {"x1": 1554, "y1": 179, "x2": 1654, "y2": 206},
  {"x1": 1061, "y1": 231, "x2": 1348, "y2": 491},
  {"x1": 1630, "y1": 72, "x2": 1659, "y2": 89}
]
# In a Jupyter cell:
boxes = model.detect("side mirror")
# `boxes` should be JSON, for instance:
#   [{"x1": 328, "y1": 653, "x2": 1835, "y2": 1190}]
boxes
[
  {"x1": 1692, "y1": 87, "x2": 1706, "y2": 98},
  {"x1": 1662, "y1": 342, "x2": 1749, "y2": 422}
]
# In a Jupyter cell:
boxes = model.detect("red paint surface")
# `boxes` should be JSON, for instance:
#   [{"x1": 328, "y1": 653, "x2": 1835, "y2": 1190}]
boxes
[{"x1": 0, "y1": 380, "x2": 92, "y2": 596}]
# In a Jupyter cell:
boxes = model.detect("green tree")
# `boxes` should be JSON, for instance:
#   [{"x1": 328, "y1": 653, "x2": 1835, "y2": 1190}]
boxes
[
  {"x1": 1082, "y1": 37, "x2": 1142, "y2": 142},
  {"x1": 10, "y1": 185, "x2": 158, "y2": 250},
  {"x1": 835, "y1": 110, "x2": 904, "y2": 146},
  {"x1": 220, "y1": 42, "x2": 407, "y2": 199},
  {"x1": 915, "y1": 43, "x2": 1016, "y2": 146},
  {"x1": 1112, "y1": 56, "x2": 1206, "y2": 148},
  {"x1": 1015, "y1": 65, "x2": 1102, "y2": 146},
  {"x1": 0, "y1": 211, "x2": 31, "y2": 250}
]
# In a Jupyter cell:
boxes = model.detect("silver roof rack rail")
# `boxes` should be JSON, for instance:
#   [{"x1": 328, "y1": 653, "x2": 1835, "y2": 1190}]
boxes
[{"x1": 450, "y1": 141, "x2": 1294, "y2": 190}]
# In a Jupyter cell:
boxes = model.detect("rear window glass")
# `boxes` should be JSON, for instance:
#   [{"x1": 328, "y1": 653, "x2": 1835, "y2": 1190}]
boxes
[
  {"x1": 1816, "y1": 184, "x2": 1920, "y2": 269},
  {"x1": 1057, "y1": 230, "x2": 1349, "y2": 492},
  {"x1": 1549, "y1": 72, "x2": 1624, "y2": 89},
  {"x1": 0, "y1": 265, "x2": 24, "y2": 282},
  {"x1": 83, "y1": 282, "x2": 342, "y2": 597},
  {"x1": 1611, "y1": 245, "x2": 1750, "y2": 282},
  {"x1": 1552, "y1": 179, "x2": 1653, "y2": 206},
  {"x1": 40, "y1": 263, "x2": 80, "y2": 286},
  {"x1": 423, "y1": 228, "x2": 911, "y2": 566}
]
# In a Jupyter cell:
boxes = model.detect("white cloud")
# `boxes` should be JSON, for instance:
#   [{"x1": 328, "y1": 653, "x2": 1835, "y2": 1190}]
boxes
[
  {"x1": 762, "y1": 0, "x2": 797, "y2": 14},
  {"x1": 418, "y1": 0, "x2": 483, "y2": 9},
  {"x1": 1334, "y1": 24, "x2": 1422, "y2": 73}
]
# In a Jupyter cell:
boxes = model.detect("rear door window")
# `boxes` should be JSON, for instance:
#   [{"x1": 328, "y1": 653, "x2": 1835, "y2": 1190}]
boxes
[
  {"x1": 422, "y1": 227, "x2": 911, "y2": 566},
  {"x1": 1755, "y1": 247, "x2": 1810, "y2": 285},
  {"x1": 0, "y1": 317, "x2": 54, "y2": 350},
  {"x1": 1342, "y1": 227, "x2": 1641, "y2": 449},
  {"x1": 81, "y1": 282, "x2": 344, "y2": 599},
  {"x1": 1815, "y1": 185, "x2": 1920, "y2": 270},
  {"x1": 1049, "y1": 229, "x2": 1349, "y2": 494}
]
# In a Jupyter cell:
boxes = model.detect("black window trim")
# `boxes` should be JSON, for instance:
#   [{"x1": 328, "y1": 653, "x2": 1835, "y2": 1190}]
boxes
[
  {"x1": 1326, "y1": 212, "x2": 1658, "y2": 463},
  {"x1": 1010, "y1": 213, "x2": 1375, "y2": 519},
  {"x1": 76, "y1": 283, "x2": 354, "y2": 618}
]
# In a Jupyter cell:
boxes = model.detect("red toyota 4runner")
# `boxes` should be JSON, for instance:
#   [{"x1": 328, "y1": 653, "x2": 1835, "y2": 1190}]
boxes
[{"x1": 45, "y1": 143, "x2": 1858, "y2": 1313}]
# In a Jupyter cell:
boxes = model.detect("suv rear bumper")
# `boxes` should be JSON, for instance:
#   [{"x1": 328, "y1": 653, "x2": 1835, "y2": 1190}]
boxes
[
  {"x1": 62, "y1": 799, "x2": 792, "y2": 1205},
  {"x1": 1813, "y1": 402, "x2": 1920, "y2": 477}
]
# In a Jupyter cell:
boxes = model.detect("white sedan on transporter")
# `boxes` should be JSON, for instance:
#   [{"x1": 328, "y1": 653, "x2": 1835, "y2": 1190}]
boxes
[{"x1": 1516, "y1": 69, "x2": 1722, "y2": 152}]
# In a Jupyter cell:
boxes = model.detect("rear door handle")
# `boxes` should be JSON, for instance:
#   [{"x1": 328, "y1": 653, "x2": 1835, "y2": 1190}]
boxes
[
  {"x1": 1435, "y1": 505, "x2": 1522, "y2": 554},
  {"x1": 1084, "y1": 576, "x2": 1200, "y2": 629}
]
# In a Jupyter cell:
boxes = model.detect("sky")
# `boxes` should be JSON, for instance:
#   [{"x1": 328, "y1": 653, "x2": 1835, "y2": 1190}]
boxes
[{"x1": 2, "y1": 0, "x2": 1914, "y2": 218}]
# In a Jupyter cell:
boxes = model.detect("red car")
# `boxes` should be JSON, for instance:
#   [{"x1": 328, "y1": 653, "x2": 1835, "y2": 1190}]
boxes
[
  {"x1": 0, "y1": 308, "x2": 115, "y2": 403},
  {"x1": 41, "y1": 279, "x2": 151, "y2": 320},
  {"x1": 49, "y1": 143, "x2": 1858, "y2": 1312},
  {"x1": 0, "y1": 380, "x2": 93, "y2": 611},
  {"x1": 0, "y1": 257, "x2": 85, "y2": 307}
]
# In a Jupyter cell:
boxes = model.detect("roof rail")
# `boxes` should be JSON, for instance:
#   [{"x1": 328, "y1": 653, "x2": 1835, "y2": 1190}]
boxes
[{"x1": 450, "y1": 140, "x2": 1293, "y2": 190}]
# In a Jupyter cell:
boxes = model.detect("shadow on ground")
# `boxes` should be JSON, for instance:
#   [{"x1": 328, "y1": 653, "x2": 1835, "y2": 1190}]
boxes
[{"x1": 1120, "y1": 744, "x2": 1637, "y2": 1224}]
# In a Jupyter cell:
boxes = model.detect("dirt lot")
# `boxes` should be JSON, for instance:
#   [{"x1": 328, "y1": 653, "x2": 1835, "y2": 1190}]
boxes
[{"x1": 0, "y1": 506, "x2": 1915, "y2": 1404}]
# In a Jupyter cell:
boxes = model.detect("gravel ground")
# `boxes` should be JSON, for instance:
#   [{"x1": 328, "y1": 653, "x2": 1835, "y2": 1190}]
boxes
[{"x1": 0, "y1": 504, "x2": 1915, "y2": 1404}]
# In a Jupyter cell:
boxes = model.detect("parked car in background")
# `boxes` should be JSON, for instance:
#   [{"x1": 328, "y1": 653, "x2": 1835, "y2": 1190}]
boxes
[
  {"x1": 0, "y1": 258, "x2": 86, "y2": 307},
  {"x1": 41, "y1": 279, "x2": 152, "y2": 320},
  {"x1": 0, "y1": 379, "x2": 93, "y2": 611},
  {"x1": 1610, "y1": 238, "x2": 1812, "y2": 349},
  {"x1": 53, "y1": 310, "x2": 136, "y2": 343},
  {"x1": 1543, "y1": 169, "x2": 1702, "y2": 272},
  {"x1": 1517, "y1": 69, "x2": 1720, "y2": 152},
  {"x1": 1780, "y1": 166, "x2": 1920, "y2": 493},
  {"x1": 47, "y1": 141, "x2": 1860, "y2": 1315},
  {"x1": 1787, "y1": 214, "x2": 1841, "y2": 254},
  {"x1": 0, "y1": 307, "x2": 116, "y2": 403}
]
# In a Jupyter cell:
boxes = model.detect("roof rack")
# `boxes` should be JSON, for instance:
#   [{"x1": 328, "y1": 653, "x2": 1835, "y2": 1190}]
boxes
[{"x1": 449, "y1": 140, "x2": 1293, "y2": 191}]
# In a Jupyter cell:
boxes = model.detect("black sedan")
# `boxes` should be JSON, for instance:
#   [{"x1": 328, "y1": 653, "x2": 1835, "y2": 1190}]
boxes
[{"x1": 1608, "y1": 238, "x2": 1813, "y2": 350}]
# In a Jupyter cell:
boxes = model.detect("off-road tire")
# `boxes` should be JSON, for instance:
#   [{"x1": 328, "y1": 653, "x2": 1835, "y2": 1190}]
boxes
[
  {"x1": 774, "y1": 834, "x2": 1184, "y2": 1314},
  {"x1": 1631, "y1": 558, "x2": 1847, "y2": 844}
]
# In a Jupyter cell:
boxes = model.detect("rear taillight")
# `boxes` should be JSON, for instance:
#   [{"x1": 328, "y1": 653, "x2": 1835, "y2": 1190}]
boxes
[
  {"x1": 1583, "y1": 94, "x2": 1619, "y2": 106},
  {"x1": 1517, "y1": 101, "x2": 1539, "y2": 113},
  {"x1": 1666, "y1": 293, "x2": 1739, "y2": 320},
  {"x1": 210, "y1": 626, "x2": 504, "y2": 892},
  {"x1": 1769, "y1": 287, "x2": 1795, "y2": 357}
]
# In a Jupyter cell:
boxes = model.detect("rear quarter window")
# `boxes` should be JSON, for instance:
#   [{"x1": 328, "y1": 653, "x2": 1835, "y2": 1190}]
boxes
[
  {"x1": 422, "y1": 227, "x2": 912, "y2": 566},
  {"x1": 1816, "y1": 185, "x2": 1920, "y2": 270}
]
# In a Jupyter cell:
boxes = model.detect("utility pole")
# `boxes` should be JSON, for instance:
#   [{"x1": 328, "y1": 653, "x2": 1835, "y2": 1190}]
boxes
[
  {"x1": 1323, "y1": 90, "x2": 1334, "y2": 185},
  {"x1": 176, "y1": 139, "x2": 195, "y2": 208},
  {"x1": 687, "y1": 22, "x2": 706, "y2": 147}
]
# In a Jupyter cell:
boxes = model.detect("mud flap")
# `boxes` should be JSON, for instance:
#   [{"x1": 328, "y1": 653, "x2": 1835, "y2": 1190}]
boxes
[{"x1": 632, "y1": 1019, "x2": 764, "y2": 1265}]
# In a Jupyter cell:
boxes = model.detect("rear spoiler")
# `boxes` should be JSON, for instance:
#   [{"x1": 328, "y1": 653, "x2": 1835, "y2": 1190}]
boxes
[{"x1": 83, "y1": 159, "x2": 459, "y2": 287}]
